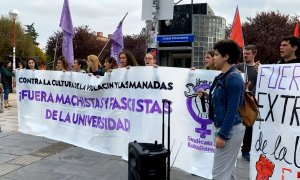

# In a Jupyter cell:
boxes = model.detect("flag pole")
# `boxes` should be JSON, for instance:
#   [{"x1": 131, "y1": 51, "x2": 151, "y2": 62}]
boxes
[
  {"x1": 97, "y1": 38, "x2": 111, "y2": 58},
  {"x1": 53, "y1": 35, "x2": 59, "y2": 70}
]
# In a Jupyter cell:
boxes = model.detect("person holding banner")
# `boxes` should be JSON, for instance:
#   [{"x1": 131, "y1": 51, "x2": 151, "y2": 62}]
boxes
[
  {"x1": 204, "y1": 50, "x2": 217, "y2": 70},
  {"x1": 201, "y1": 39, "x2": 245, "y2": 179},
  {"x1": 72, "y1": 58, "x2": 86, "y2": 73},
  {"x1": 56, "y1": 57, "x2": 69, "y2": 71},
  {"x1": 87, "y1": 55, "x2": 104, "y2": 76},
  {"x1": 118, "y1": 50, "x2": 138, "y2": 68},
  {"x1": 236, "y1": 45, "x2": 258, "y2": 161},
  {"x1": 278, "y1": 36, "x2": 300, "y2": 64},
  {"x1": 17, "y1": 61, "x2": 26, "y2": 69},
  {"x1": 191, "y1": 50, "x2": 216, "y2": 70},
  {"x1": 26, "y1": 59, "x2": 39, "y2": 70},
  {"x1": 144, "y1": 53, "x2": 158, "y2": 67},
  {"x1": 103, "y1": 57, "x2": 117, "y2": 72}
]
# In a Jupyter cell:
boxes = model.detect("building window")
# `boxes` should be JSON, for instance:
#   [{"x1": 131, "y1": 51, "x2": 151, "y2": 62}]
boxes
[{"x1": 192, "y1": 15, "x2": 225, "y2": 68}]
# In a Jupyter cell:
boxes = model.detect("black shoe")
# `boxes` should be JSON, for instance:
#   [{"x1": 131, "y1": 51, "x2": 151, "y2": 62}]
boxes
[{"x1": 242, "y1": 152, "x2": 250, "y2": 161}]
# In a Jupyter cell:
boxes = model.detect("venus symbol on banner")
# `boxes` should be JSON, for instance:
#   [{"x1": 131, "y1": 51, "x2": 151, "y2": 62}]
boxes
[{"x1": 184, "y1": 79, "x2": 212, "y2": 138}]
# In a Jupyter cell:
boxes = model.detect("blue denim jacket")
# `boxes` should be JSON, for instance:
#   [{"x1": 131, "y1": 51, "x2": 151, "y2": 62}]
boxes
[{"x1": 208, "y1": 66, "x2": 244, "y2": 140}]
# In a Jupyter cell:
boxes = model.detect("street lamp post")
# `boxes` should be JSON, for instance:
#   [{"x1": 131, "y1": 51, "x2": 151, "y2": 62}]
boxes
[{"x1": 9, "y1": 9, "x2": 20, "y2": 71}]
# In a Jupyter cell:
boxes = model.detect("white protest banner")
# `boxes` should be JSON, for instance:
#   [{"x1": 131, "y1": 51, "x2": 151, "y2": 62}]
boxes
[
  {"x1": 16, "y1": 67, "x2": 220, "y2": 179},
  {"x1": 251, "y1": 64, "x2": 300, "y2": 179}
]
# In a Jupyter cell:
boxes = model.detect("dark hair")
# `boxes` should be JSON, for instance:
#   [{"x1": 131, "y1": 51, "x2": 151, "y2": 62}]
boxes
[
  {"x1": 74, "y1": 58, "x2": 87, "y2": 69},
  {"x1": 26, "y1": 59, "x2": 39, "y2": 70},
  {"x1": 244, "y1": 44, "x2": 257, "y2": 55},
  {"x1": 282, "y1": 36, "x2": 300, "y2": 57},
  {"x1": 18, "y1": 61, "x2": 26, "y2": 69},
  {"x1": 104, "y1": 57, "x2": 117, "y2": 69},
  {"x1": 213, "y1": 39, "x2": 241, "y2": 64},
  {"x1": 3, "y1": 60, "x2": 12, "y2": 69},
  {"x1": 119, "y1": 50, "x2": 138, "y2": 66},
  {"x1": 136, "y1": 58, "x2": 145, "y2": 66}
]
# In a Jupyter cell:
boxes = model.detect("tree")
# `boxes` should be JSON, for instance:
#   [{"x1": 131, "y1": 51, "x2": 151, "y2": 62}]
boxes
[
  {"x1": 73, "y1": 26, "x2": 106, "y2": 60},
  {"x1": 124, "y1": 34, "x2": 146, "y2": 65},
  {"x1": 46, "y1": 25, "x2": 146, "y2": 65},
  {"x1": 0, "y1": 16, "x2": 36, "y2": 62},
  {"x1": 33, "y1": 46, "x2": 46, "y2": 63},
  {"x1": 45, "y1": 30, "x2": 62, "y2": 63},
  {"x1": 46, "y1": 26, "x2": 107, "y2": 63},
  {"x1": 25, "y1": 23, "x2": 39, "y2": 45},
  {"x1": 242, "y1": 11, "x2": 298, "y2": 64}
]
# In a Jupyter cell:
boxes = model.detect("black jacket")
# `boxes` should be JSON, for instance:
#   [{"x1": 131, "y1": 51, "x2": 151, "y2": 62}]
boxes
[
  {"x1": 0, "y1": 67, "x2": 14, "y2": 89},
  {"x1": 278, "y1": 58, "x2": 300, "y2": 64}
]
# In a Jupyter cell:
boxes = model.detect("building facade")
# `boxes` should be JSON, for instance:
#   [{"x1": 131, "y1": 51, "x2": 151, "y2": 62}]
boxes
[
  {"x1": 147, "y1": 3, "x2": 225, "y2": 68},
  {"x1": 192, "y1": 14, "x2": 226, "y2": 68}
]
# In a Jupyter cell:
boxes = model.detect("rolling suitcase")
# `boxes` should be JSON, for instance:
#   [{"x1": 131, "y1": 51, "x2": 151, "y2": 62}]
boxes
[{"x1": 128, "y1": 99, "x2": 172, "y2": 180}]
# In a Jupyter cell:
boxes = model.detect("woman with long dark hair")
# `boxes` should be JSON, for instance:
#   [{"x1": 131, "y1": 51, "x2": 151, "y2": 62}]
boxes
[
  {"x1": 118, "y1": 50, "x2": 138, "y2": 68},
  {"x1": 104, "y1": 57, "x2": 117, "y2": 72},
  {"x1": 26, "y1": 58, "x2": 39, "y2": 70}
]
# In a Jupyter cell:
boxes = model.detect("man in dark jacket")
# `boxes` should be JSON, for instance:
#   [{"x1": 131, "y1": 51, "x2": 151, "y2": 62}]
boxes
[{"x1": 236, "y1": 45, "x2": 258, "y2": 161}]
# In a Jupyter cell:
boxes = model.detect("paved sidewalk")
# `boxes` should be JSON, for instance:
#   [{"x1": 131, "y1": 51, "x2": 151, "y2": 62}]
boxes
[{"x1": 0, "y1": 93, "x2": 250, "y2": 180}]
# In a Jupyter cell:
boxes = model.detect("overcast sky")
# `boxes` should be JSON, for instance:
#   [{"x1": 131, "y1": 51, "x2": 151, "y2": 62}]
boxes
[{"x1": 1, "y1": 0, "x2": 299, "y2": 49}]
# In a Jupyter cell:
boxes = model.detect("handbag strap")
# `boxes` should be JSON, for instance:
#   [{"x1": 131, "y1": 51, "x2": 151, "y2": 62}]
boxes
[
  {"x1": 243, "y1": 62, "x2": 248, "y2": 82},
  {"x1": 244, "y1": 62, "x2": 250, "y2": 91}
]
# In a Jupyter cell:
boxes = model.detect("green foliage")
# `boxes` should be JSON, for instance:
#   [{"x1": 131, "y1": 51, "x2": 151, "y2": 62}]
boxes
[
  {"x1": 0, "y1": 16, "x2": 13, "y2": 60},
  {"x1": 33, "y1": 45, "x2": 46, "y2": 62},
  {"x1": 25, "y1": 23, "x2": 39, "y2": 45},
  {"x1": 124, "y1": 34, "x2": 146, "y2": 65},
  {"x1": 0, "y1": 16, "x2": 38, "y2": 63},
  {"x1": 46, "y1": 30, "x2": 62, "y2": 62}
]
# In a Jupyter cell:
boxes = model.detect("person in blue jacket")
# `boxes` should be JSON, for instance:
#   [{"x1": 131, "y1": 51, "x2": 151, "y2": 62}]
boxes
[{"x1": 199, "y1": 39, "x2": 245, "y2": 179}]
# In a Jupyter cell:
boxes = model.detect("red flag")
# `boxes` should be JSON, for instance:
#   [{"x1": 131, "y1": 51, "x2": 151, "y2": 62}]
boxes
[
  {"x1": 294, "y1": 22, "x2": 299, "y2": 37},
  {"x1": 230, "y1": 7, "x2": 244, "y2": 47}
]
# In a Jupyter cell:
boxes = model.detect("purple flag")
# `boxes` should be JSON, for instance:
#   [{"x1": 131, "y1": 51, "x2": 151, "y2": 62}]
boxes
[
  {"x1": 111, "y1": 13, "x2": 128, "y2": 64},
  {"x1": 59, "y1": 0, "x2": 74, "y2": 69}
]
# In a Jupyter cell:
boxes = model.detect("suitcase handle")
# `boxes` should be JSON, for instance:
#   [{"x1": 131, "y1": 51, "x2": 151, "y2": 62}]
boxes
[{"x1": 162, "y1": 99, "x2": 172, "y2": 180}]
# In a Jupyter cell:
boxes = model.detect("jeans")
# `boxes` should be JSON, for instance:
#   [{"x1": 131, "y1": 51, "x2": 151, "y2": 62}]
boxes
[{"x1": 3, "y1": 87, "x2": 11, "y2": 100}]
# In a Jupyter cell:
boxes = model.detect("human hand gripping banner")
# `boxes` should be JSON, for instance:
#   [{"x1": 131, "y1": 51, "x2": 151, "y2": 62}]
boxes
[
  {"x1": 252, "y1": 64, "x2": 300, "y2": 179},
  {"x1": 16, "y1": 67, "x2": 220, "y2": 179}
]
